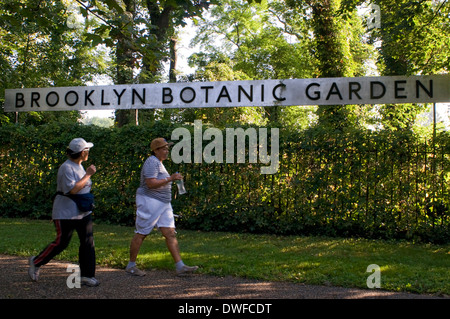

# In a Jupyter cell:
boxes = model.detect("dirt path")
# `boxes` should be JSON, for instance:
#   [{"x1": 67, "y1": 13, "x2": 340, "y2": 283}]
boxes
[{"x1": 0, "y1": 254, "x2": 444, "y2": 300}]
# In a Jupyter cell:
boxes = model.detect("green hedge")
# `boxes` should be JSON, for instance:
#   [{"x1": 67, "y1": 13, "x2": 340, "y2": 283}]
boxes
[{"x1": 0, "y1": 122, "x2": 449, "y2": 243}]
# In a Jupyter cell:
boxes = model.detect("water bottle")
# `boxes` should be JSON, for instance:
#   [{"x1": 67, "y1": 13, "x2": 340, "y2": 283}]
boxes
[{"x1": 175, "y1": 172, "x2": 187, "y2": 195}]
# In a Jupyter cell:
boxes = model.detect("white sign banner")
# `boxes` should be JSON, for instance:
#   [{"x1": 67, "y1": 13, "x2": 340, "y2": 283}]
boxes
[{"x1": 4, "y1": 75, "x2": 449, "y2": 112}]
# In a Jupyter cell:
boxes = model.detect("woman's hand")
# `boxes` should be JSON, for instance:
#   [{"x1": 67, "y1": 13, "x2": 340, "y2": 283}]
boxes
[
  {"x1": 86, "y1": 165, "x2": 97, "y2": 176},
  {"x1": 69, "y1": 165, "x2": 96, "y2": 194},
  {"x1": 170, "y1": 172, "x2": 183, "y2": 181}
]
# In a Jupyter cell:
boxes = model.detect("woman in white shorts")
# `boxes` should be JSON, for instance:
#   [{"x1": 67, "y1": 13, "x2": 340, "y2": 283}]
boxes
[{"x1": 125, "y1": 138, "x2": 198, "y2": 276}]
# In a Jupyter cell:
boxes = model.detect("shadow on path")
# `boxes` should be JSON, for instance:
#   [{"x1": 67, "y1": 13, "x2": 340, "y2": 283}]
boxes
[{"x1": 0, "y1": 255, "x2": 444, "y2": 299}]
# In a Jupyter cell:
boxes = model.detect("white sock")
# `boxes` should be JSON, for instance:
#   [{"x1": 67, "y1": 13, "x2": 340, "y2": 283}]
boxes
[
  {"x1": 127, "y1": 261, "x2": 136, "y2": 269},
  {"x1": 175, "y1": 260, "x2": 185, "y2": 270}
]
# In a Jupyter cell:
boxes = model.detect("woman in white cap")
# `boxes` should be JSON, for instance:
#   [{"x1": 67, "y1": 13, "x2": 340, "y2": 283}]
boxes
[
  {"x1": 125, "y1": 137, "x2": 198, "y2": 276},
  {"x1": 28, "y1": 138, "x2": 99, "y2": 286}
]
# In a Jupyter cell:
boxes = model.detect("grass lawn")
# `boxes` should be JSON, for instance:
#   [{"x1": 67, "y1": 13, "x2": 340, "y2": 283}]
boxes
[{"x1": 0, "y1": 218, "x2": 448, "y2": 295}]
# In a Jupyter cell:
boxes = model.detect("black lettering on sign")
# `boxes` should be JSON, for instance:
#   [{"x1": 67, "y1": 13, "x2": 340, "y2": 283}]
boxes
[
  {"x1": 162, "y1": 87, "x2": 173, "y2": 104},
  {"x1": 85, "y1": 90, "x2": 95, "y2": 106},
  {"x1": 46, "y1": 91, "x2": 59, "y2": 107},
  {"x1": 65, "y1": 91, "x2": 79, "y2": 106},
  {"x1": 349, "y1": 82, "x2": 362, "y2": 100},
  {"x1": 326, "y1": 82, "x2": 343, "y2": 100},
  {"x1": 306, "y1": 83, "x2": 320, "y2": 100},
  {"x1": 101, "y1": 90, "x2": 110, "y2": 105},
  {"x1": 238, "y1": 85, "x2": 253, "y2": 102},
  {"x1": 416, "y1": 80, "x2": 433, "y2": 98},
  {"x1": 217, "y1": 86, "x2": 232, "y2": 103},
  {"x1": 114, "y1": 88, "x2": 126, "y2": 105},
  {"x1": 132, "y1": 88, "x2": 145, "y2": 105},
  {"x1": 370, "y1": 81, "x2": 386, "y2": 99},
  {"x1": 31, "y1": 92, "x2": 40, "y2": 107},
  {"x1": 15, "y1": 93, "x2": 25, "y2": 108},
  {"x1": 394, "y1": 80, "x2": 407, "y2": 99},
  {"x1": 201, "y1": 86, "x2": 213, "y2": 103},
  {"x1": 273, "y1": 84, "x2": 286, "y2": 101},
  {"x1": 180, "y1": 87, "x2": 196, "y2": 103}
]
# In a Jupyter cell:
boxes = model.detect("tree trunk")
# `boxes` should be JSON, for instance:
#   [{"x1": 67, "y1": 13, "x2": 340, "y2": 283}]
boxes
[
  {"x1": 115, "y1": 0, "x2": 137, "y2": 127},
  {"x1": 310, "y1": 0, "x2": 351, "y2": 131}
]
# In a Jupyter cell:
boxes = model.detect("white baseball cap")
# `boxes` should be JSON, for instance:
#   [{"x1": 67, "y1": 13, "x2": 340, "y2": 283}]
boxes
[{"x1": 68, "y1": 138, "x2": 94, "y2": 153}]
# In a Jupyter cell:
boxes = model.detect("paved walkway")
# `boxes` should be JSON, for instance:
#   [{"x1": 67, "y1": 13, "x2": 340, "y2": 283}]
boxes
[{"x1": 0, "y1": 254, "x2": 445, "y2": 300}]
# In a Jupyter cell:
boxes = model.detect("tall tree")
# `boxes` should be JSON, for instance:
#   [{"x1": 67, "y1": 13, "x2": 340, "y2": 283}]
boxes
[
  {"x1": 81, "y1": 0, "x2": 209, "y2": 126},
  {"x1": 190, "y1": 0, "x2": 318, "y2": 125},
  {"x1": 0, "y1": 0, "x2": 107, "y2": 125},
  {"x1": 192, "y1": 0, "x2": 371, "y2": 127},
  {"x1": 373, "y1": 0, "x2": 450, "y2": 130},
  {"x1": 297, "y1": 0, "x2": 370, "y2": 131},
  {"x1": 340, "y1": 0, "x2": 450, "y2": 131},
  {"x1": 114, "y1": 0, "x2": 138, "y2": 127}
]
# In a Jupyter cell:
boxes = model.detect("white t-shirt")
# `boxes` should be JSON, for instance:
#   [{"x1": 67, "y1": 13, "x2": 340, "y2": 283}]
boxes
[
  {"x1": 136, "y1": 155, "x2": 171, "y2": 203},
  {"x1": 52, "y1": 159, "x2": 92, "y2": 220}
]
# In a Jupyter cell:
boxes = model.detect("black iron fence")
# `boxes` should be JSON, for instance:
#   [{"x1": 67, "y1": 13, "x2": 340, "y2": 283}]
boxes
[{"x1": 1, "y1": 123, "x2": 448, "y2": 243}]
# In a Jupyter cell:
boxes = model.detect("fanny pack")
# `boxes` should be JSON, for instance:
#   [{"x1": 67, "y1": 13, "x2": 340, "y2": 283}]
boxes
[{"x1": 55, "y1": 191, "x2": 95, "y2": 212}]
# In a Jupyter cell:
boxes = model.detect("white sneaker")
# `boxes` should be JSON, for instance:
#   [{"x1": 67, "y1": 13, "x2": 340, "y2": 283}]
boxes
[
  {"x1": 28, "y1": 256, "x2": 40, "y2": 282},
  {"x1": 176, "y1": 265, "x2": 199, "y2": 276},
  {"x1": 81, "y1": 276, "x2": 100, "y2": 287},
  {"x1": 125, "y1": 266, "x2": 146, "y2": 276}
]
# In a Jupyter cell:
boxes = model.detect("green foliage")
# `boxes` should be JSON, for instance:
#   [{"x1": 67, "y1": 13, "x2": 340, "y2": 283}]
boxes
[
  {"x1": 0, "y1": 0, "x2": 449, "y2": 246},
  {"x1": 0, "y1": 0, "x2": 109, "y2": 125},
  {"x1": 371, "y1": 0, "x2": 450, "y2": 76},
  {"x1": 1, "y1": 122, "x2": 448, "y2": 243},
  {"x1": 366, "y1": 0, "x2": 450, "y2": 131},
  {"x1": 190, "y1": 0, "x2": 376, "y2": 127}
]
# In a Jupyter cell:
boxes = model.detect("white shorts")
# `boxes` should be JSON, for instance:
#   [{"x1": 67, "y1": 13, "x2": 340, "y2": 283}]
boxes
[{"x1": 135, "y1": 194, "x2": 175, "y2": 235}]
